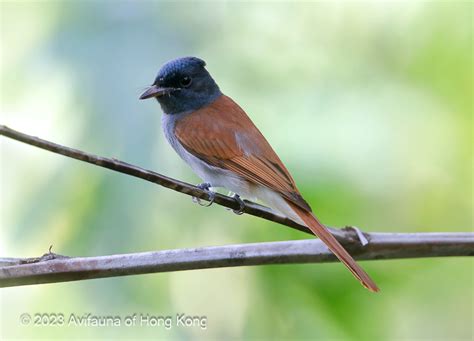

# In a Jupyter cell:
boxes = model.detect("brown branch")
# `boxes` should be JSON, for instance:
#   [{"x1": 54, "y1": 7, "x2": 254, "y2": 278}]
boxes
[
  {"x1": 0, "y1": 124, "x2": 357, "y2": 241},
  {"x1": 1, "y1": 233, "x2": 472, "y2": 287}
]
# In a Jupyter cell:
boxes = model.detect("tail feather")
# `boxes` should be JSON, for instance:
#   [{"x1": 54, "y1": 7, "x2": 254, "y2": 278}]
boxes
[{"x1": 287, "y1": 200, "x2": 379, "y2": 292}]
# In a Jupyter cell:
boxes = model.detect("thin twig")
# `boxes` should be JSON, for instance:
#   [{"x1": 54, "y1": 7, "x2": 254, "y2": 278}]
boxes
[
  {"x1": 1, "y1": 233, "x2": 473, "y2": 287},
  {"x1": 0, "y1": 125, "x2": 357, "y2": 241}
]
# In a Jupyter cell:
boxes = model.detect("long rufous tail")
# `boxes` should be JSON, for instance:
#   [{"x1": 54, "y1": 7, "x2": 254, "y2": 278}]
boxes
[{"x1": 286, "y1": 201, "x2": 379, "y2": 292}]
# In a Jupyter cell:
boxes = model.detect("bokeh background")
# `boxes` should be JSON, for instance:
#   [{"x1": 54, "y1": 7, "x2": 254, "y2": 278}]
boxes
[{"x1": 1, "y1": 1, "x2": 472, "y2": 340}]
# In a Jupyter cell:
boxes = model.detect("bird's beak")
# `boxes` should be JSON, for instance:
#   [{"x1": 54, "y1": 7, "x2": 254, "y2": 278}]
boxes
[{"x1": 139, "y1": 85, "x2": 176, "y2": 100}]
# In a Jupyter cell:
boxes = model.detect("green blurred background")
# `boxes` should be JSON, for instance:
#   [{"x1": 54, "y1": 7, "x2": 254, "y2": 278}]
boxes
[{"x1": 1, "y1": 1, "x2": 472, "y2": 340}]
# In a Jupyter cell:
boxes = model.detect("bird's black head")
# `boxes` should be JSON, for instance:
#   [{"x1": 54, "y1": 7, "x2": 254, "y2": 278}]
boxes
[{"x1": 140, "y1": 57, "x2": 221, "y2": 115}]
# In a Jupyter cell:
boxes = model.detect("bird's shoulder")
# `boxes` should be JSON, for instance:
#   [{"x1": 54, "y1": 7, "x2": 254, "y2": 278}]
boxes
[
  {"x1": 175, "y1": 95, "x2": 258, "y2": 151},
  {"x1": 174, "y1": 94, "x2": 261, "y2": 158}
]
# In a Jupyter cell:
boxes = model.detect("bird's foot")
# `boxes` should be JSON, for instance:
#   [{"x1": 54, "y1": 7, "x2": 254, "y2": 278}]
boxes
[
  {"x1": 224, "y1": 192, "x2": 246, "y2": 215},
  {"x1": 192, "y1": 182, "x2": 215, "y2": 207},
  {"x1": 231, "y1": 194, "x2": 246, "y2": 215},
  {"x1": 344, "y1": 226, "x2": 369, "y2": 246}
]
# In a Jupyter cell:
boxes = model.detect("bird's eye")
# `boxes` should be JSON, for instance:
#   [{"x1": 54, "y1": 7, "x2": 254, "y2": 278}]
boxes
[{"x1": 180, "y1": 76, "x2": 192, "y2": 88}]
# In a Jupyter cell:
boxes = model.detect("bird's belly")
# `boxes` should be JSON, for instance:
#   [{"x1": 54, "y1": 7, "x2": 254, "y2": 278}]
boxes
[
  {"x1": 186, "y1": 158, "x2": 303, "y2": 223},
  {"x1": 170, "y1": 144, "x2": 302, "y2": 222},
  {"x1": 180, "y1": 147, "x2": 255, "y2": 198},
  {"x1": 186, "y1": 154, "x2": 251, "y2": 196}
]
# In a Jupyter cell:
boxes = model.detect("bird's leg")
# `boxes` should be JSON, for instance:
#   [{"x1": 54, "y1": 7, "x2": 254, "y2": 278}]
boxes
[{"x1": 192, "y1": 182, "x2": 215, "y2": 207}]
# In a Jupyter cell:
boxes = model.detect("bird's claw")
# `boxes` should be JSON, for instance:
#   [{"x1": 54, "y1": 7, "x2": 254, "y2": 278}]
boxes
[
  {"x1": 192, "y1": 182, "x2": 215, "y2": 207},
  {"x1": 231, "y1": 194, "x2": 246, "y2": 215},
  {"x1": 344, "y1": 226, "x2": 369, "y2": 246}
]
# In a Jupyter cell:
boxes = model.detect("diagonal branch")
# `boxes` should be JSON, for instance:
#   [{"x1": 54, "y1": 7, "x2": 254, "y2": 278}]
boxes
[
  {"x1": 0, "y1": 124, "x2": 356, "y2": 240},
  {"x1": 1, "y1": 233, "x2": 473, "y2": 287}
]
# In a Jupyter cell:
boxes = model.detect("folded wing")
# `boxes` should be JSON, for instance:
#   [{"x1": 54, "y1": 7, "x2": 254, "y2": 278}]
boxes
[{"x1": 174, "y1": 94, "x2": 311, "y2": 211}]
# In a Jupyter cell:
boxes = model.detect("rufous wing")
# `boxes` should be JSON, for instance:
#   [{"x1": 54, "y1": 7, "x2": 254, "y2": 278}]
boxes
[{"x1": 174, "y1": 95, "x2": 310, "y2": 211}]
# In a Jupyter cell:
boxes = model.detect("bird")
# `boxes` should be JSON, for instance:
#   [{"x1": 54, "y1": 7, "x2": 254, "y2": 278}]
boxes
[{"x1": 139, "y1": 56, "x2": 379, "y2": 292}]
